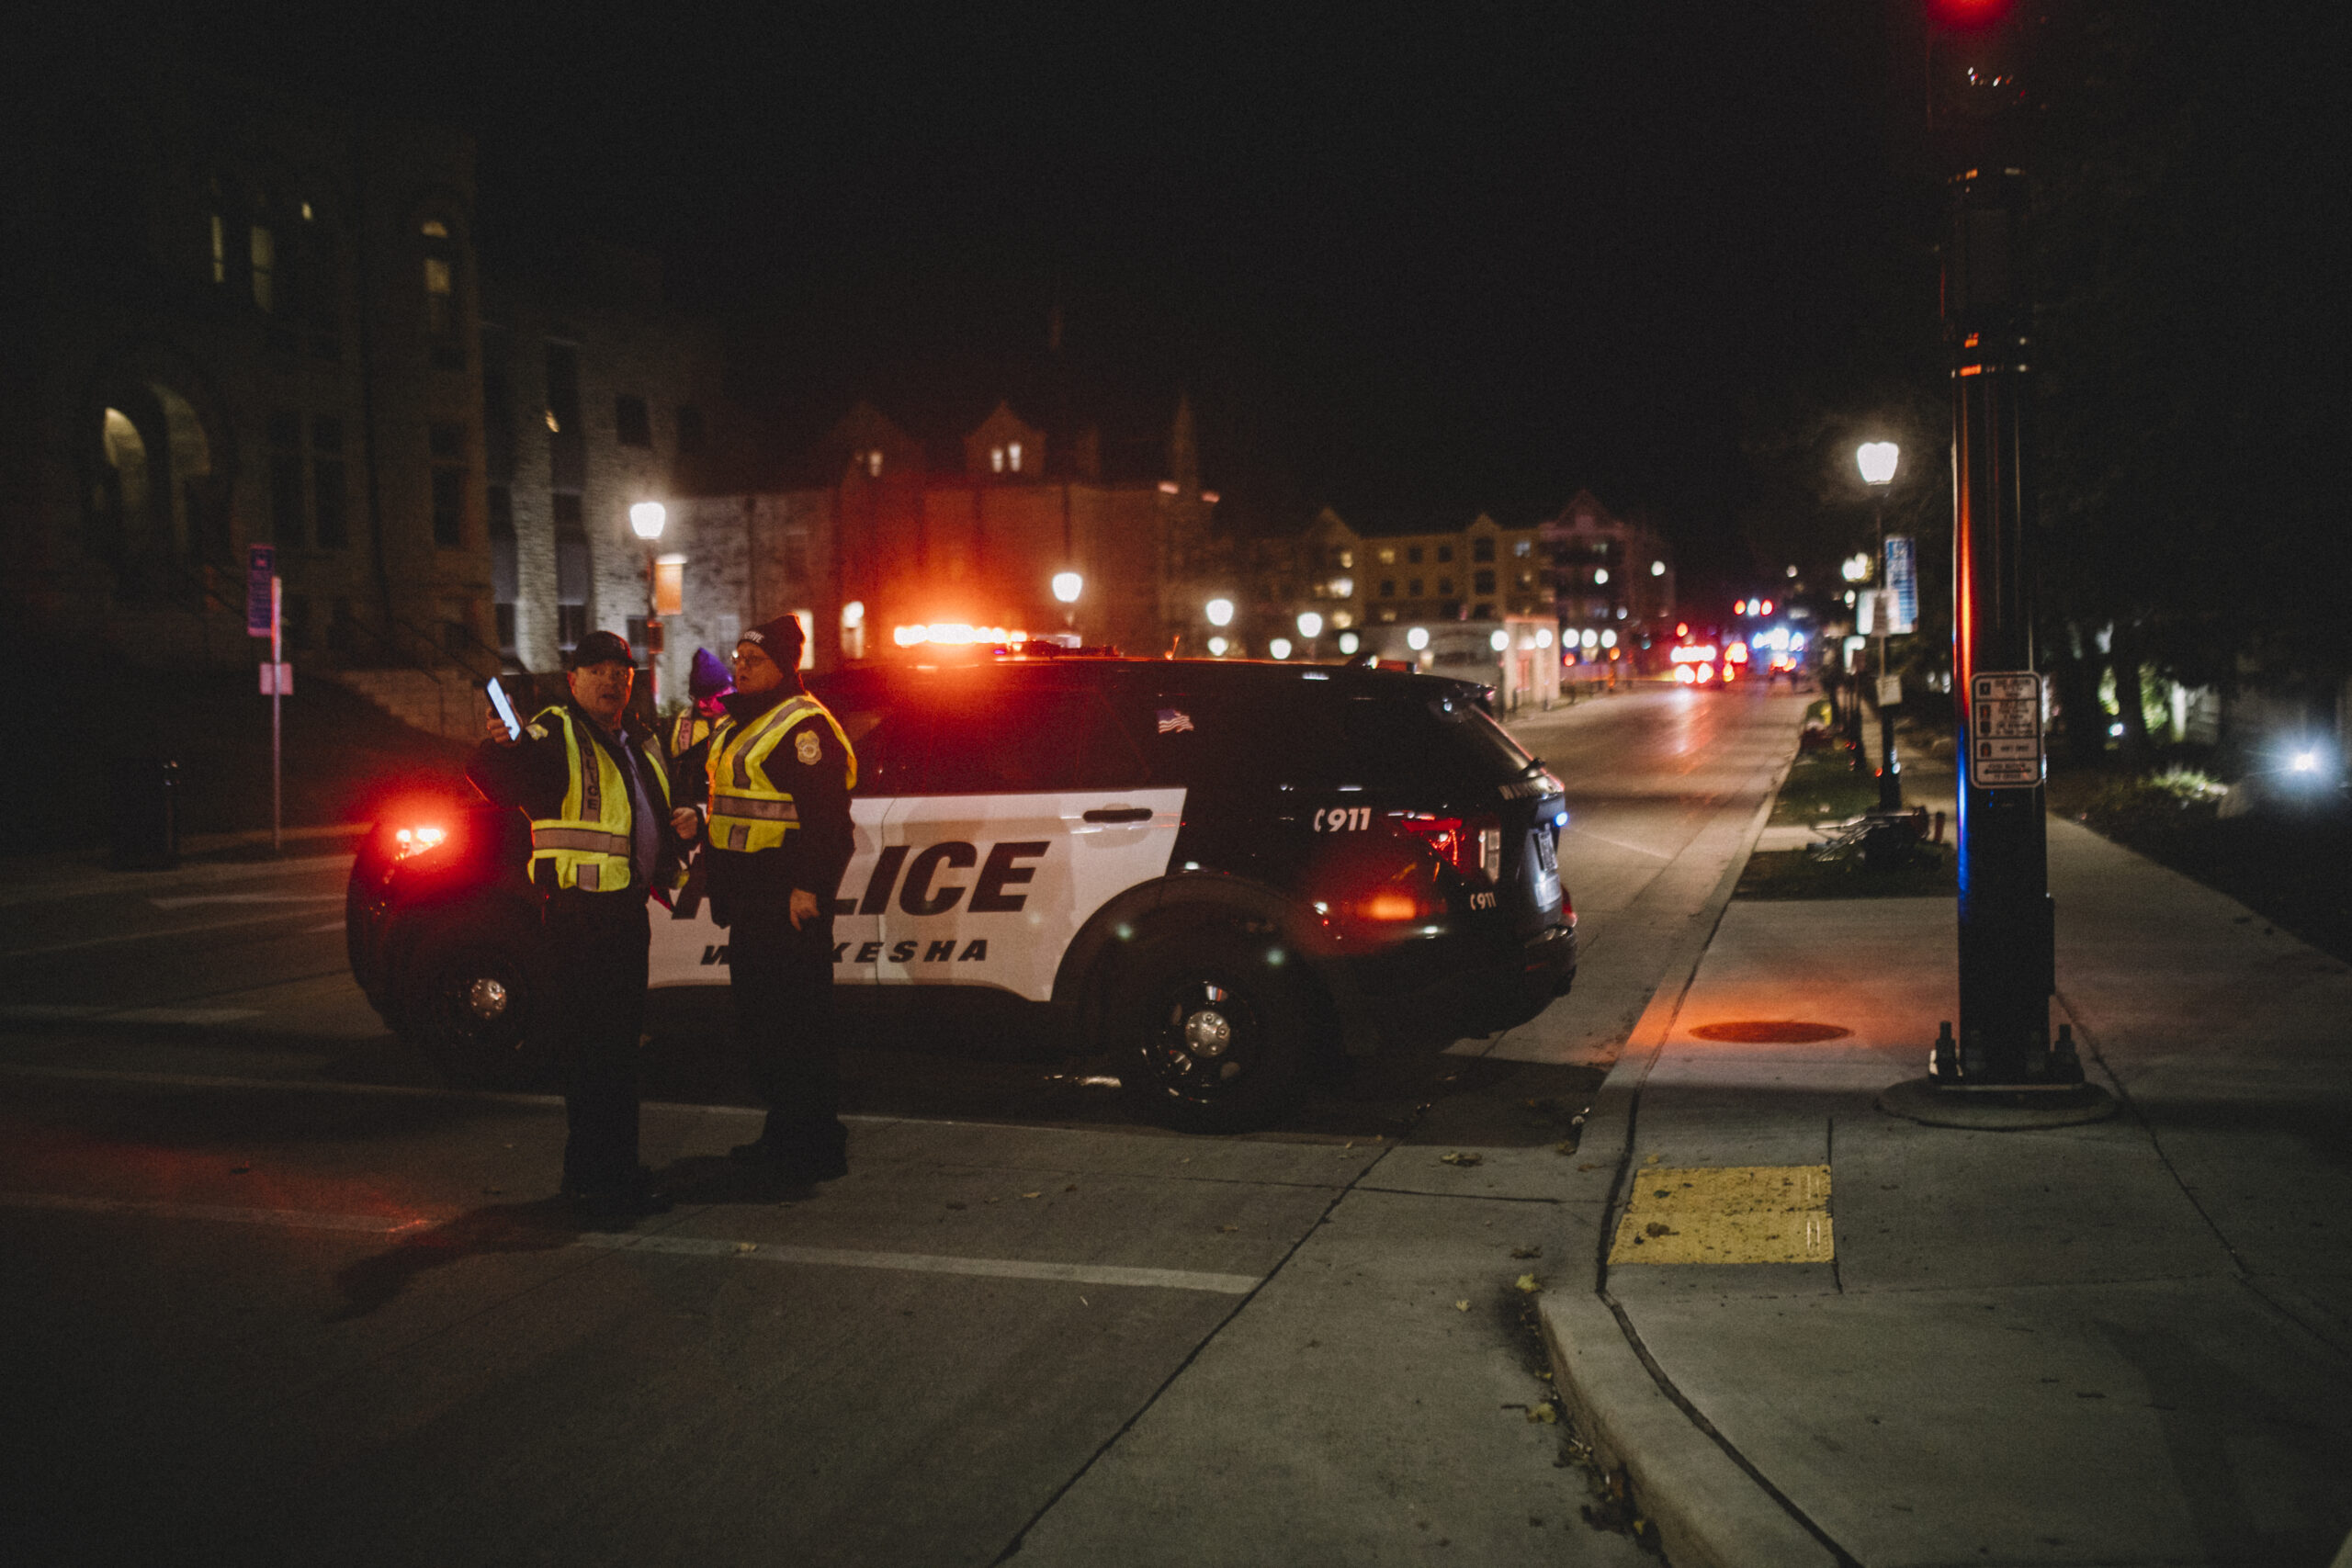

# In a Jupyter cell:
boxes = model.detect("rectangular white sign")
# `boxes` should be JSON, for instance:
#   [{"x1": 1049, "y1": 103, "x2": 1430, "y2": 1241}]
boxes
[{"x1": 1969, "y1": 671, "x2": 2041, "y2": 786}]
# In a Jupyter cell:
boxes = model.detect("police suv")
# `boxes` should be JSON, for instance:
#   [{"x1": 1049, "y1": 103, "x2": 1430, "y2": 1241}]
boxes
[{"x1": 347, "y1": 654, "x2": 1575, "y2": 1132}]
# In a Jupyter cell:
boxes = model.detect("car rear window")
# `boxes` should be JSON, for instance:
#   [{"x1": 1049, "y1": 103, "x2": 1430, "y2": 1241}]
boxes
[{"x1": 1118, "y1": 680, "x2": 1534, "y2": 795}]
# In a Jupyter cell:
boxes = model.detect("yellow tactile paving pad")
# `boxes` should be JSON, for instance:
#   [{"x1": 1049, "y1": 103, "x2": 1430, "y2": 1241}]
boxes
[{"x1": 1607, "y1": 1164, "x2": 1834, "y2": 1265}]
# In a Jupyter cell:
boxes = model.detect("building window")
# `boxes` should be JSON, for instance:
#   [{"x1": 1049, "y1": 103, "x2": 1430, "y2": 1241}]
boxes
[
  {"x1": 1473, "y1": 537, "x2": 1494, "y2": 563},
  {"x1": 1377, "y1": 547, "x2": 1396, "y2": 565},
  {"x1": 676, "y1": 404, "x2": 705, "y2": 454},
  {"x1": 268, "y1": 412, "x2": 304, "y2": 547},
  {"x1": 249, "y1": 225, "x2": 275, "y2": 312},
  {"x1": 420, "y1": 219, "x2": 448, "y2": 239},
  {"x1": 990, "y1": 446, "x2": 1006, "y2": 474},
  {"x1": 1437, "y1": 545, "x2": 1453, "y2": 564},
  {"x1": 312, "y1": 415, "x2": 346, "y2": 550},
  {"x1": 552, "y1": 491, "x2": 582, "y2": 529},
  {"x1": 615, "y1": 395, "x2": 651, "y2": 447},
  {"x1": 209, "y1": 213, "x2": 226, "y2": 284},
  {"x1": 865, "y1": 448, "x2": 883, "y2": 477},
  {"x1": 1007, "y1": 441, "x2": 1023, "y2": 473},
  {"x1": 1408, "y1": 545, "x2": 1423, "y2": 565},
  {"x1": 1379, "y1": 580, "x2": 1396, "y2": 598},
  {"x1": 546, "y1": 343, "x2": 583, "y2": 490},
  {"x1": 556, "y1": 525, "x2": 589, "y2": 651},
  {"x1": 423, "y1": 255, "x2": 453, "y2": 336},
  {"x1": 1515, "y1": 540, "x2": 1532, "y2": 557},
  {"x1": 431, "y1": 468, "x2": 464, "y2": 547},
  {"x1": 1474, "y1": 603, "x2": 1494, "y2": 620},
  {"x1": 1337, "y1": 549, "x2": 1353, "y2": 570}
]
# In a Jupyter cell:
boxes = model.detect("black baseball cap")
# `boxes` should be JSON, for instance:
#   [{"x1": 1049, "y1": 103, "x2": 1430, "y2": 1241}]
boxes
[{"x1": 565, "y1": 630, "x2": 634, "y2": 670}]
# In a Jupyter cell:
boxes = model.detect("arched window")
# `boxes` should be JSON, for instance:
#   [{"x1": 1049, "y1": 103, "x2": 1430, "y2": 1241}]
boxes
[{"x1": 419, "y1": 218, "x2": 457, "y2": 339}]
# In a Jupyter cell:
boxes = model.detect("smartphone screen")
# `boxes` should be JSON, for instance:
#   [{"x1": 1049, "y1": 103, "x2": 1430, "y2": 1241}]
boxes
[{"x1": 485, "y1": 677, "x2": 524, "y2": 739}]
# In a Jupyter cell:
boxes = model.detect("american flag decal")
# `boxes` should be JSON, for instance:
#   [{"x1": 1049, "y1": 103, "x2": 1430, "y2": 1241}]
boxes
[{"x1": 1157, "y1": 708, "x2": 1195, "y2": 734}]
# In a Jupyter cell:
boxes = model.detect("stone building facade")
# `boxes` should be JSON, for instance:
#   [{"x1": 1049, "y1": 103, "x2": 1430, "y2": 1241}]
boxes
[{"x1": 3, "y1": 46, "x2": 501, "y2": 673}]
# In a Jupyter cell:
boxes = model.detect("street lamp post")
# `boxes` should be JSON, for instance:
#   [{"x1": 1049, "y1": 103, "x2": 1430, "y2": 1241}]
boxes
[
  {"x1": 1857, "y1": 442, "x2": 1902, "y2": 810},
  {"x1": 629, "y1": 502, "x2": 665, "y2": 705}
]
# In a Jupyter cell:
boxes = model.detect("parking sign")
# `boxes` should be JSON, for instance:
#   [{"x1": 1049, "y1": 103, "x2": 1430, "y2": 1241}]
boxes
[
  {"x1": 246, "y1": 545, "x2": 276, "y2": 637},
  {"x1": 1969, "y1": 671, "x2": 2042, "y2": 787}
]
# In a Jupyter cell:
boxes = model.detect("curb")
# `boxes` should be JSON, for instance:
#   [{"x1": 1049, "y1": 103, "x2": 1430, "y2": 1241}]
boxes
[{"x1": 1543, "y1": 737, "x2": 1847, "y2": 1568}]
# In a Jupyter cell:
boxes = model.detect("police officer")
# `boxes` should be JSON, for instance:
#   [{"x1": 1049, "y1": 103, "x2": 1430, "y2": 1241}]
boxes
[
  {"x1": 692, "y1": 614, "x2": 856, "y2": 1184},
  {"x1": 468, "y1": 631, "x2": 695, "y2": 1217}
]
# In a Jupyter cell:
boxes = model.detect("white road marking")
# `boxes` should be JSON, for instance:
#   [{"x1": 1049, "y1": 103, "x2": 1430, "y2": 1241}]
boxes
[
  {"x1": 149, "y1": 893, "x2": 346, "y2": 910},
  {"x1": 1, "y1": 1190, "x2": 431, "y2": 1235},
  {"x1": 0, "y1": 1190, "x2": 1261, "y2": 1294},
  {"x1": 580, "y1": 1233, "x2": 1261, "y2": 1294},
  {"x1": 0, "y1": 1005, "x2": 263, "y2": 1026},
  {"x1": 1565, "y1": 826, "x2": 1674, "y2": 860},
  {"x1": 1, "y1": 908, "x2": 344, "y2": 959}
]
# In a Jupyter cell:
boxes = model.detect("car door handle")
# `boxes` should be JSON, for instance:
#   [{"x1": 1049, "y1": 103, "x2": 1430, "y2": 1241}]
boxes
[{"x1": 1082, "y1": 807, "x2": 1153, "y2": 823}]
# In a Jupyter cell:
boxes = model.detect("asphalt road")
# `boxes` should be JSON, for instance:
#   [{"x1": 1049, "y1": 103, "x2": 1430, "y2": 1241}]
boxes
[{"x1": 0, "y1": 683, "x2": 1805, "y2": 1566}]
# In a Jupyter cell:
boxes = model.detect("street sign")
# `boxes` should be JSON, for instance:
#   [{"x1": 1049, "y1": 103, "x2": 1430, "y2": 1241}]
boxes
[
  {"x1": 258, "y1": 663, "x2": 294, "y2": 694},
  {"x1": 245, "y1": 545, "x2": 276, "y2": 636},
  {"x1": 1969, "y1": 671, "x2": 2042, "y2": 786},
  {"x1": 1883, "y1": 536, "x2": 1917, "y2": 634},
  {"x1": 1878, "y1": 673, "x2": 1903, "y2": 707}
]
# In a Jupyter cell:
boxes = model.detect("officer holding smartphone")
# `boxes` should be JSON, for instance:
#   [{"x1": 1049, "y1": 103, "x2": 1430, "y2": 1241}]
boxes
[{"x1": 469, "y1": 633, "x2": 697, "y2": 1217}]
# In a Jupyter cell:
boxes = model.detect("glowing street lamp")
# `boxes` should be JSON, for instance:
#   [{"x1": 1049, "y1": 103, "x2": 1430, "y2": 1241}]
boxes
[
  {"x1": 1269, "y1": 637, "x2": 1292, "y2": 660},
  {"x1": 1052, "y1": 570, "x2": 1082, "y2": 636},
  {"x1": 1405, "y1": 626, "x2": 1430, "y2": 651},
  {"x1": 1204, "y1": 596, "x2": 1235, "y2": 627},
  {"x1": 1856, "y1": 440, "x2": 1901, "y2": 808},
  {"x1": 628, "y1": 501, "x2": 666, "y2": 542},
  {"x1": 1295, "y1": 611, "x2": 1324, "y2": 640}
]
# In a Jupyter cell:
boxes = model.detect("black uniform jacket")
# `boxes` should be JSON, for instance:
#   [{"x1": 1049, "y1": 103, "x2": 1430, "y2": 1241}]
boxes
[
  {"x1": 466, "y1": 698, "x2": 689, "y2": 898},
  {"x1": 682, "y1": 682, "x2": 855, "y2": 924}
]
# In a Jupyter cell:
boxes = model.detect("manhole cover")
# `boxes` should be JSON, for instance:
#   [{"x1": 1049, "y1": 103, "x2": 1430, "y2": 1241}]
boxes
[{"x1": 1690, "y1": 1021, "x2": 1852, "y2": 1043}]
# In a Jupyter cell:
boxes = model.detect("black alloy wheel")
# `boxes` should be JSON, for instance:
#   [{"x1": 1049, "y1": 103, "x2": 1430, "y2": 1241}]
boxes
[{"x1": 1114, "y1": 936, "x2": 1312, "y2": 1133}]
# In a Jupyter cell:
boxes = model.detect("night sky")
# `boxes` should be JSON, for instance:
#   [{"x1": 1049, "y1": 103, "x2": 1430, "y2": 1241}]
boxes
[{"x1": 104, "y1": 3, "x2": 1908, "y2": 587}]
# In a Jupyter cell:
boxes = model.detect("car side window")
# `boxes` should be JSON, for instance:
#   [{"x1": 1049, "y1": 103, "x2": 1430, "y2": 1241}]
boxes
[
  {"x1": 836, "y1": 704, "x2": 922, "y2": 795},
  {"x1": 916, "y1": 683, "x2": 1148, "y2": 795}
]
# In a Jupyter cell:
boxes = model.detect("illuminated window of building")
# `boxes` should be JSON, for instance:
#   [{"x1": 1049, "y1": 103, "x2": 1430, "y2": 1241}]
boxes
[
  {"x1": 1008, "y1": 441, "x2": 1023, "y2": 472},
  {"x1": 1377, "y1": 547, "x2": 1396, "y2": 565},
  {"x1": 865, "y1": 449, "x2": 883, "y2": 477},
  {"x1": 209, "y1": 213, "x2": 226, "y2": 283},
  {"x1": 249, "y1": 225, "x2": 275, "y2": 311},
  {"x1": 423, "y1": 255, "x2": 453, "y2": 335},
  {"x1": 1337, "y1": 549, "x2": 1353, "y2": 569},
  {"x1": 420, "y1": 219, "x2": 448, "y2": 238},
  {"x1": 990, "y1": 446, "x2": 1005, "y2": 473},
  {"x1": 300, "y1": 200, "x2": 314, "y2": 221},
  {"x1": 1514, "y1": 540, "x2": 1532, "y2": 557}
]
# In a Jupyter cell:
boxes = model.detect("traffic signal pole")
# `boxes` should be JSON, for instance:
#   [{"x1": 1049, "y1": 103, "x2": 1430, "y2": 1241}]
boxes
[{"x1": 1930, "y1": 8, "x2": 2076, "y2": 1087}]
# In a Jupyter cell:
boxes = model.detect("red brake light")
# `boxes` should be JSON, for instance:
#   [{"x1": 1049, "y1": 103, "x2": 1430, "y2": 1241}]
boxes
[
  {"x1": 1397, "y1": 813, "x2": 1503, "y2": 879},
  {"x1": 391, "y1": 824, "x2": 447, "y2": 861}
]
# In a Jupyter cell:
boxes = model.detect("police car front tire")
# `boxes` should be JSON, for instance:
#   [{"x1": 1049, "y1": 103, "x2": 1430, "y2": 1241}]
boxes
[{"x1": 1110, "y1": 934, "x2": 1317, "y2": 1133}]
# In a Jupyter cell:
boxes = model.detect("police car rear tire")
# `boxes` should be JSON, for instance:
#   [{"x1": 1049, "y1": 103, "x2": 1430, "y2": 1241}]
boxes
[
  {"x1": 401, "y1": 913, "x2": 548, "y2": 1088},
  {"x1": 1110, "y1": 935, "x2": 1314, "y2": 1134}
]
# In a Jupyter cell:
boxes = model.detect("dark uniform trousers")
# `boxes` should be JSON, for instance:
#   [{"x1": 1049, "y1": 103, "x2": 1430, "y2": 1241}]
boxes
[
  {"x1": 728, "y1": 906, "x2": 845, "y2": 1162},
  {"x1": 545, "y1": 892, "x2": 651, "y2": 1192}
]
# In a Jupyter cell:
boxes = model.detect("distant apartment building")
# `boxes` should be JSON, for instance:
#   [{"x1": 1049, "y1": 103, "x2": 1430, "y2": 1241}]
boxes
[{"x1": 1540, "y1": 490, "x2": 1676, "y2": 661}]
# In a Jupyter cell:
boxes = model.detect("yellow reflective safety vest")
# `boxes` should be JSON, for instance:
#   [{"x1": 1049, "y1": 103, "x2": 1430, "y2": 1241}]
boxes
[
  {"x1": 667, "y1": 710, "x2": 715, "y2": 761},
  {"x1": 706, "y1": 693, "x2": 856, "y2": 854},
  {"x1": 527, "y1": 705, "x2": 676, "y2": 893}
]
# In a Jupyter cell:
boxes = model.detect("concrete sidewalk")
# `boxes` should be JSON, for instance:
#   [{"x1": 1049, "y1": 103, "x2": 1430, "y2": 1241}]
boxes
[{"x1": 1542, "y1": 800, "x2": 2352, "y2": 1564}]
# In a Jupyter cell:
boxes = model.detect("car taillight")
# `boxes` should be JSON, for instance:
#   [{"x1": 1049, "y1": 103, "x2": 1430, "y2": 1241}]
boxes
[
  {"x1": 391, "y1": 824, "x2": 447, "y2": 861},
  {"x1": 1397, "y1": 813, "x2": 1503, "y2": 880}
]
